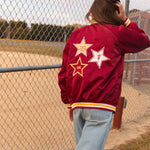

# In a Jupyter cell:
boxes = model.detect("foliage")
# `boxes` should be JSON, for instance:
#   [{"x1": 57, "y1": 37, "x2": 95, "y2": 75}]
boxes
[
  {"x1": 0, "y1": 20, "x2": 9, "y2": 38},
  {"x1": 0, "y1": 18, "x2": 80, "y2": 42},
  {"x1": 30, "y1": 23, "x2": 75, "y2": 42}
]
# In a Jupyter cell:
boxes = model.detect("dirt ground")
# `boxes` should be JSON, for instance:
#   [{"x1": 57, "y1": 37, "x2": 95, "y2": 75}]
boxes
[
  {"x1": 1, "y1": 51, "x2": 150, "y2": 150},
  {"x1": 105, "y1": 84, "x2": 150, "y2": 150},
  {"x1": 135, "y1": 84, "x2": 150, "y2": 96}
]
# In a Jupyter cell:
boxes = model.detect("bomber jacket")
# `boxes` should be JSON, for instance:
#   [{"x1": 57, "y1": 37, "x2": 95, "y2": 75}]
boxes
[{"x1": 58, "y1": 18, "x2": 150, "y2": 112}]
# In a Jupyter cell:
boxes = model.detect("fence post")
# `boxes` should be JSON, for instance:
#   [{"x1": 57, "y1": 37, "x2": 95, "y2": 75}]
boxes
[
  {"x1": 113, "y1": 97, "x2": 125, "y2": 129},
  {"x1": 125, "y1": 0, "x2": 130, "y2": 17}
]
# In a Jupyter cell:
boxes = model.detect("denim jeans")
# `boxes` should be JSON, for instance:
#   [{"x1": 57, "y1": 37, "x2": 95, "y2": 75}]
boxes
[{"x1": 73, "y1": 108, "x2": 113, "y2": 150}]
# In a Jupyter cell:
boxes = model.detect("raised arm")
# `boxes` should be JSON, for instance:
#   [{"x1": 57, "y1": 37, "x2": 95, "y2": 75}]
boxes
[{"x1": 116, "y1": 2, "x2": 150, "y2": 54}]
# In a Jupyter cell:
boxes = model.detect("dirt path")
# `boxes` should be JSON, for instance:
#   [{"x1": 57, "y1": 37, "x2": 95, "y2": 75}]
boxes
[{"x1": 105, "y1": 84, "x2": 150, "y2": 150}]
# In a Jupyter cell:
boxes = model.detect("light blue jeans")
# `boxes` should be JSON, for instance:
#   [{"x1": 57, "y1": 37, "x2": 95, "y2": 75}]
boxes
[{"x1": 73, "y1": 108, "x2": 113, "y2": 150}]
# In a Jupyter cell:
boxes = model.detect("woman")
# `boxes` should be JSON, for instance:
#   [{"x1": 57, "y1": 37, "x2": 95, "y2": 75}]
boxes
[{"x1": 58, "y1": 0, "x2": 150, "y2": 149}]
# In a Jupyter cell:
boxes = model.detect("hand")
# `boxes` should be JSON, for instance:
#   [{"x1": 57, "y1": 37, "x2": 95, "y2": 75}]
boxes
[
  {"x1": 116, "y1": 2, "x2": 127, "y2": 21},
  {"x1": 68, "y1": 109, "x2": 73, "y2": 122}
]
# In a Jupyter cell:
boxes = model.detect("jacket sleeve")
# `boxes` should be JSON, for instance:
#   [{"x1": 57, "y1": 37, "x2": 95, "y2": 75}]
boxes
[
  {"x1": 58, "y1": 37, "x2": 71, "y2": 109},
  {"x1": 118, "y1": 18, "x2": 150, "y2": 54}
]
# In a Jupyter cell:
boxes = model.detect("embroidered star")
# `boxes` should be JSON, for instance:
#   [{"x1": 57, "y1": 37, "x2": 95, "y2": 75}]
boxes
[
  {"x1": 73, "y1": 37, "x2": 92, "y2": 56},
  {"x1": 70, "y1": 57, "x2": 88, "y2": 77},
  {"x1": 89, "y1": 47, "x2": 110, "y2": 69}
]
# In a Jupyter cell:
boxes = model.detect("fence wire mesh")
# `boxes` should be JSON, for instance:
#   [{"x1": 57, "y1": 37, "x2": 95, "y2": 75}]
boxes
[
  {"x1": 122, "y1": 0, "x2": 150, "y2": 122},
  {"x1": 0, "y1": 69, "x2": 75, "y2": 149},
  {"x1": 0, "y1": 0, "x2": 150, "y2": 149}
]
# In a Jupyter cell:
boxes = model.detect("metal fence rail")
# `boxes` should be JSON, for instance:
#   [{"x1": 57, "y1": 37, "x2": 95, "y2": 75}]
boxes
[
  {"x1": 0, "y1": 0, "x2": 150, "y2": 149},
  {"x1": 0, "y1": 59, "x2": 150, "y2": 73},
  {"x1": 0, "y1": 64, "x2": 62, "y2": 73}
]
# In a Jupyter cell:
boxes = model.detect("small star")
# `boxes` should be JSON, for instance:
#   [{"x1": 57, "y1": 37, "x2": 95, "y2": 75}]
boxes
[
  {"x1": 70, "y1": 57, "x2": 88, "y2": 77},
  {"x1": 89, "y1": 47, "x2": 110, "y2": 69},
  {"x1": 73, "y1": 37, "x2": 93, "y2": 56}
]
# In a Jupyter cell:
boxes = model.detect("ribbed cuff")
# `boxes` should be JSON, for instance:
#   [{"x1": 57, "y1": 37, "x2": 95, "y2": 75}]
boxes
[
  {"x1": 124, "y1": 17, "x2": 131, "y2": 27},
  {"x1": 66, "y1": 104, "x2": 71, "y2": 109}
]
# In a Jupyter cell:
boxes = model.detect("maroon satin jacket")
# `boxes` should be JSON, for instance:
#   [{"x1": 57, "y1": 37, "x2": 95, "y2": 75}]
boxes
[{"x1": 58, "y1": 18, "x2": 150, "y2": 112}]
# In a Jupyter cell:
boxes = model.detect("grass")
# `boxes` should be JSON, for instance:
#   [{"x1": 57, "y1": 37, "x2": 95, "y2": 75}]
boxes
[
  {"x1": 0, "y1": 39, "x2": 63, "y2": 57},
  {"x1": 116, "y1": 130, "x2": 150, "y2": 150}
]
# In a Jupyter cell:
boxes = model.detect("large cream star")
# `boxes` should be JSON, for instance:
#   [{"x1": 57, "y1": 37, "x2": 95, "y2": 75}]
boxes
[
  {"x1": 73, "y1": 37, "x2": 93, "y2": 56},
  {"x1": 70, "y1": 57, "x2": 88, "y2": 77},
  {"x1": 89, "y1": 47, "x2": 110, "y2": 69}
]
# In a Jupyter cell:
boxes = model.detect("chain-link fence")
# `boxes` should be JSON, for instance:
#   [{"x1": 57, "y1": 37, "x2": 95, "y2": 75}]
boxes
[
  {"x1": 122, "y1": 3, "x2": 150, "y2": 122},
  {"x1": 0, "y1": 0, "x2": 150, "y2": 149},
  {"x1": 0, "y1": 0, "x2": 93, "y2": 149}
]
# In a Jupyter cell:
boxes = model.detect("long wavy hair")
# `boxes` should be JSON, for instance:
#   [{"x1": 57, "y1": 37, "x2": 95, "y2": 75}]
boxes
[{"x1": 85, "y1": 0, "x2": 124, "y2": 26}]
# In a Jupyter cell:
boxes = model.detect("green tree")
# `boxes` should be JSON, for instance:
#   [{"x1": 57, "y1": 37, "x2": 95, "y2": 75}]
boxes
[
  {"x1": 10, "y1": 20, "x2": 29, "y2": 39},
  {"x1": 0, "y1": 19, "x2": 9, "y2": 38}
]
